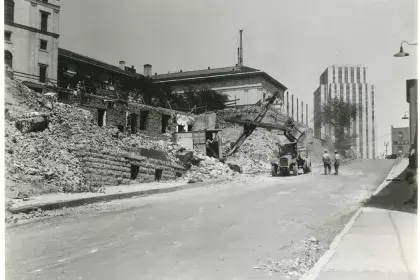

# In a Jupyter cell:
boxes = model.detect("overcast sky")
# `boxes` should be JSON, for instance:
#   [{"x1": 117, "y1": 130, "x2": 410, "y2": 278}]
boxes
[{"x1": 59, "y1": 0, "x2": 417, "y2": 156}]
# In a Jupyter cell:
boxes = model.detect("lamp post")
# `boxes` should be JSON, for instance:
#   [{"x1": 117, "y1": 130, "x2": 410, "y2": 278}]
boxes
[{"x1": 394, "y1": 41, "x2": 418, "y2": 57}]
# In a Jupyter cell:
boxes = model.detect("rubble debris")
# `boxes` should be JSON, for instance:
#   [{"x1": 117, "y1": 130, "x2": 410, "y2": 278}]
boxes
[
  {"x1": 254, "y1": 237, "x2": 324, "y2": 279},
  {"x1": 5, "y1": 78, "x2": 244, "y2": 199},
  {"x1": 15, "y1": 112, "x2": 50, "y2": 133}
]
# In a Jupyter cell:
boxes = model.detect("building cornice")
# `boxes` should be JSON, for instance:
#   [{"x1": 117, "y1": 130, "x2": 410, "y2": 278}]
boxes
[
  {"x1": 4, "y1": 21, "x2": 60, "y2": 38},
  {"x1": 25, "y1": 0, "x2": 60, "y2": 11},
  {"x1": 154, "y1": 71, "x2": 287, "y2": 91}
]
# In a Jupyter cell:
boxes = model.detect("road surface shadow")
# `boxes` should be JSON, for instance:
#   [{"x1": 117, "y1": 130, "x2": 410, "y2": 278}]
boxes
[{"x1": 363, "y1": 166, "x2": 417, "y2": 214}]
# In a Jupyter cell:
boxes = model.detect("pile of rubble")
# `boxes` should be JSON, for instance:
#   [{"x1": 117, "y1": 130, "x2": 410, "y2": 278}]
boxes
[
  {"x1": 254, "y1": 236, "x2": 324, "y2": 279},
  {"x1": 5, "y1": 79, "x2": 243, "y2": 198}
]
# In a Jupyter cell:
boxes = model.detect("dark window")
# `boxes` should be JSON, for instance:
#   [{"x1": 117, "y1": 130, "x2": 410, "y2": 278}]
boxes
[
  {"x1": 97, "y1": 109, "x2": 106, "y2": 127},
  {"x1": 5, "y1": 31, "x2": 11, "y2": 42},
  {"x1": 161, "y1": 115, "x2": 170, "y2": 133},
  {"x1": 40, "y1": 12, "x2": 48, "y2": 31},
  {"x1": 130, "y1": 113, "x2": 138, "y2": 134},
  {"x1": 139, "y1": 111, "x2": 149, "y2": 130},
  {"x1": 40, "y1": 39, "x2": 47, "y2": 50},
  {"x1": 5, "y1": 0, "x2": 14, "y2": 22},
  {"x1": 155, "y1": 169, "x2": 163, "y2": 181},
  {"x1": 5, "y1": 50, "x2": 13, "y2": 69},
  {"x1": 41, "y1": 0, "x2": 48, "y2": 2},
  {"x1": 188, "y1": 125, "x2": 193, "y2": 131},
  {"x1": 39, "y1": 64, "x2": 47, "y2": 82},
  {"x1": 130, "y1": 165, "x2": 139, "y2": 180}
]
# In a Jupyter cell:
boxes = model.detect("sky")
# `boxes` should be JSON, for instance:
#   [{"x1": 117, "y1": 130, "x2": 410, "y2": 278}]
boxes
[{"x1": 59, "y1": 0, "x2": 417, "y2": 156}]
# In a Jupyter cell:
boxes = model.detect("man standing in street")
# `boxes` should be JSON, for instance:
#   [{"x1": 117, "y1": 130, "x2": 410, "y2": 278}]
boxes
[
  {"x1": 322, "y1": 150, "x2": 331, "y2": 175},
  {"x1": 334, "y1": 150, "x2": 340, "y2": 175}
]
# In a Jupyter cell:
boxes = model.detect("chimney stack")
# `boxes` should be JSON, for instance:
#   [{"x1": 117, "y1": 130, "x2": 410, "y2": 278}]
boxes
[
  {"x1": 119, "y1": 61, "x2": 125, "y2": 70},
  {"x1": 144, "y1": 64, "x2": 152, "y2": 77}
]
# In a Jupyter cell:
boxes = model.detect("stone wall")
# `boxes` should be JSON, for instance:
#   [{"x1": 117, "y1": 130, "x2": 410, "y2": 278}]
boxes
[
  {"x1": 56, "y1": 91, "x2": 194, "y2": 136},
  {"x1": 75, "y1": 148, "x2": 184, "y2": 186}
]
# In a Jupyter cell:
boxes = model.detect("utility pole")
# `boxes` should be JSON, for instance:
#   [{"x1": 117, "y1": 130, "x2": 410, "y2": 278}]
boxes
[
  {"x1": 384, "y1": 141, "x2": 389, "y2": 157},
  {"x1": 238, "y1": 29, "x2": 243, "y2": 67}
]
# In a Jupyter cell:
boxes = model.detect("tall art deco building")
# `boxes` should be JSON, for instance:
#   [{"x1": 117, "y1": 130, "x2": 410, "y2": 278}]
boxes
[{"x1": 314, "y1": 65, "x2": 376, "y2": 159}]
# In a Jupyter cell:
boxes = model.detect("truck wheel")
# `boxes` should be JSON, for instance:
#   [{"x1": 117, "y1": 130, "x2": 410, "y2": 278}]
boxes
[
  {"x1": 293, "y1": 165, "x2": 298, "y2": 176},
  {"x1": 271, "y1": 165, "x2": 277, "y2": 177}
]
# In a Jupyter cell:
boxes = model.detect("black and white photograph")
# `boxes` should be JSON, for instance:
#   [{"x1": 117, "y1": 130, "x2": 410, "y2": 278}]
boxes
[{"x1": 3, "y1": 0, "x2": 418, "y2": 279}]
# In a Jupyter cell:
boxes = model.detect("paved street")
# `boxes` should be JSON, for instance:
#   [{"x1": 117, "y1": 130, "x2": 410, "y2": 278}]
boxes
[{"x1": 6, "y1": 160, "x2": 394, "y2": 280}]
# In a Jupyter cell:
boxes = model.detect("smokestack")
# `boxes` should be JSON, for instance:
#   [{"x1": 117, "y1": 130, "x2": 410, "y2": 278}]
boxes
[
  {"x1": 143, "y1": 64, "x2": 152, "y2": 77},
  {"x1": 119, "y1": 61, "x2": 125, "y2": 70}
]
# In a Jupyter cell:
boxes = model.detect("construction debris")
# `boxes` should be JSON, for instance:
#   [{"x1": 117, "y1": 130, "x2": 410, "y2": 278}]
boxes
[
  {"x1": 5, "y1": 78, "x2": 243, "y2": 199},
  {"x1": 254, "y1": 236, "x2": 324, "y2": 279}
]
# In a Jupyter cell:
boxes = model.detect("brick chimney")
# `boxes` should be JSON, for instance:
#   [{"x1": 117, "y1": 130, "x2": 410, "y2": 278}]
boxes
[
  {"x1": 144, "y1": 64, "x2": 152, "y2": 77},
  {"x1": 119, "y1": 61, "x2": 125, "y2": 70}
]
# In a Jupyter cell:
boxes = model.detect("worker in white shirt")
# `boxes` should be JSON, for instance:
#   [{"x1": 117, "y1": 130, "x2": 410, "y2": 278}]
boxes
[
  {"x1": 322, "y1": 150, "x2": 331, "y2": 175},
  {"x1": 334, "y1": 150, "x2": 340, "y2": 175}
]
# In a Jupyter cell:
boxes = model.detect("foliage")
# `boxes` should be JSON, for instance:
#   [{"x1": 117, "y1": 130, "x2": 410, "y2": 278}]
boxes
[{"x1": 320, "y1": 97, "x2": 363, "y2": 154}]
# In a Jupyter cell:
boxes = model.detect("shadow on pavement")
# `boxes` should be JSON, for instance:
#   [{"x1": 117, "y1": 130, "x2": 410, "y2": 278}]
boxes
[{"x1": 363, "y1": 166, "x2": 417, "y2": 214}]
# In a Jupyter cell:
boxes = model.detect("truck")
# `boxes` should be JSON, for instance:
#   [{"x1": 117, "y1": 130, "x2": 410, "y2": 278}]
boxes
[{"x1": 270, "y1": 143, "x2": 312, "y2": 176}]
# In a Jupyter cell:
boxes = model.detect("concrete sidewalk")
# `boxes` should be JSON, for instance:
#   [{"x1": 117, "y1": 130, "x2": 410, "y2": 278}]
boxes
[
  {"x1": 302, "y1": 158, "x2": 417, "y2": 280},
  {"x1": 7, "y1": 179, "x2": 226, "y2": 214}
]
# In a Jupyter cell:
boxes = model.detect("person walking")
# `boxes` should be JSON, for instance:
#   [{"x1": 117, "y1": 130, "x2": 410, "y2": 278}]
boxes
[
  {"x1": 334, "y1": 150, "x2": 340, "y2": 175},
  {"x1": 322, "y1": 150, "x2": 331, "y2": 175}
]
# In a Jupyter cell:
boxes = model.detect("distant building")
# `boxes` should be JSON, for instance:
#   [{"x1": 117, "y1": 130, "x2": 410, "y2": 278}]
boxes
[
  {"x1": 313, "y1": 65, "x2": 376, "y2": 159},
  {"x1": 391, "y1": 126, "x2": 410, "y2": 156},
  {"x1": 4, "y1": 0, "x2": 60, "y2": 91},
  {"x1": 152, "y1": 65, "x2": 291, "y2": 112}
]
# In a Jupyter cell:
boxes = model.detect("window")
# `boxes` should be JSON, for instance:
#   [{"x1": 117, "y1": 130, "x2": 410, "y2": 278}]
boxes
[
  {"x1": 5, "y1": 31, "x2": 11, "y2": 42},
  {"x1": 40, "y1": 39, "x2": 47, "y2": 50},
  {"x1": 39, "y1": 64, "x2": 48, "y2": 82},
  {"x1": 5, "y1": 50, "x2": 13, "y2": 69},
  {"x1": 40, "y1": 11, "x2": 48, "y2": 31},
  {"x1": 5, "y1": 0, "x2": 14, "y2": 22}
]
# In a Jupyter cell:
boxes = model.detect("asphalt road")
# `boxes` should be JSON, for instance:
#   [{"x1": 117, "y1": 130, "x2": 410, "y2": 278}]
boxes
[{"x1": 6, "y1": 159, "x2": 395, "y2": 280}]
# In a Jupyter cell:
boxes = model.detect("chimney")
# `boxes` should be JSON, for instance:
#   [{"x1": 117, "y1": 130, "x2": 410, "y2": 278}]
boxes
[
  {"x1": 119, "y1": 61, "x2": 125, "y2": 70},
  {"x1": 144, "y1": 64, "x2": 152, "y2": 77}
]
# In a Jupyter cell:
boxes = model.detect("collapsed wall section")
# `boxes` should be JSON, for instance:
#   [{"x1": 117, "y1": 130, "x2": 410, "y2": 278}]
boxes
[{"x1": 75, "y1": 148, "x2": 184, "y2": 187}]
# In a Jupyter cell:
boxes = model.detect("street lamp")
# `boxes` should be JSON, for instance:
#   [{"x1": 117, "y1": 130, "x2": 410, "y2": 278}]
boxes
[{"x1": 394, "y1": 41, "x2": 418, "y2": 57}]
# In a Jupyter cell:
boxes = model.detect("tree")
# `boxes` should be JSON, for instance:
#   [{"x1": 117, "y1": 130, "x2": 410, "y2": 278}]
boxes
[
  {"x1": 178, "y1": 87, "x2": 229, "y2": 113},
  {"x1": 319, "y1": 97, "x2": 363, "y2": 155}
]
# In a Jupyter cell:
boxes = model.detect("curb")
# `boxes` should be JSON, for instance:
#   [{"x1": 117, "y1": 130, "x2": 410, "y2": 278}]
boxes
[
  {"x1": 299, "y1": 159, "x2": 403, "y2": 280},
  {"x1": 8, "y1": 179, "x2": 226, "y2": 214},
  {"x1": 299, "y1": 208, "x2": 363, "y2": 280}
]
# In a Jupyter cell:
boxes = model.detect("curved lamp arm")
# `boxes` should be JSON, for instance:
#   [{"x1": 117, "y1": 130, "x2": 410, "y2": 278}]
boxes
[{"x1": 401, "y1": 41, "x2": 418, "y2": 47}]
